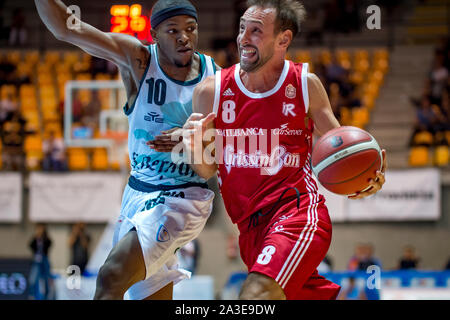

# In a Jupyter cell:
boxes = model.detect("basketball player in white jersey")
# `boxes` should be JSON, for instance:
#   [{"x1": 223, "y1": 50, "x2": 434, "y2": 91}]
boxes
[{"x1": 35, "y1": 0, "x2": 219, "y2": 300}]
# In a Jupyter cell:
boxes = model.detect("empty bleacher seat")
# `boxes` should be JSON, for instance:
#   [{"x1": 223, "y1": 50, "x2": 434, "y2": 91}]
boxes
[
  {"x1": 413, "y1": 131, "x2": 434, "y2": 146},
  {"x1": 67, "y1": 147, "x2": 90, "y2": 170},
  {"x1": 91, "y1": 148, "x2": 109, "y2": 170},
  {"x1": 434, "y1": 145, "x2": 449, "y2": 166},
  {"x1": 409, "y1": 146, "x2": 430, "y2": 166}
]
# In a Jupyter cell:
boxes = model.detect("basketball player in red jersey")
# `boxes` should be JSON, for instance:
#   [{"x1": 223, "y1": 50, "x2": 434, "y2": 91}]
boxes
[{"x1": 153, "y1": 0, "x2": 387, "y2": 299}]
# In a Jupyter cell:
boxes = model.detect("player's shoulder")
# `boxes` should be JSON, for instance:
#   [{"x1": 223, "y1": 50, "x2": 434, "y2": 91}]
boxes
[{"x1": 195, "y1": 75, "x2": 216, "y2": 95}]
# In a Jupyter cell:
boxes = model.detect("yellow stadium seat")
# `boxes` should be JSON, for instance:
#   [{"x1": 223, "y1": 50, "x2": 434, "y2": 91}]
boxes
[
  {"x1": 24, "y1": 51, "x2": 40, "y2": 64},
  {"x1": 320, "y1": 50, "x2": 331, "y2": 65},
  {"x1": 354, "y1": 49, "x2": 369, "y2": 61},
  {"x1": 44, "y1": 51, "x2": 61, "y2": 65},
  {"x1": 374, "y1": 49, "x2": 389, "y2": 61},
  {"x1": 369, "y1": 70, "x2": 385, "y2": 86},
  {"x1": 6, "y1": 51, "x2": 21, "y2": 64},
  {"x1": 294, "y1": 50, "x2": 311, "y2": 63},
  {"x1": 25, "y1": 121, "x2": 40, "y2": 134},
  {"x1": 1, "y1": 85, "x2": 17, "y2": 101},
  {"x1": 67, "y1": 148, "x2": 90, "y2": 170},
  {"x1": 20, "y1": 84, "x2": 36, "y2": 97},
  {"x1": 63, "y1": 51, "x2": 80, "y2": 65},
  {"x1": 434, "y1": 145, "x2": 449, "y2": 167},
  {"x1": 409, "y1": 146, "x2": 430, "y2": 166},
  {"x1": 95, "y1": 73, "x2": 111, "y2": 81},
  {"x1": 355, "y1": 59, "x2": 370, "y2": 73},
  {"x1": 92, "y1": 148, "x2": 109, "y2": 170},
  {"x1": 37, "y1": 63, "x2": 52, "y2": 74},
  {"x1": 38, "y1": 74, "x2": 54, "y2": 86},
  {"x1": 363, "y1": 82, "x2": 380, "y2": 98},
  {"x1": 76, "y1": 73, "x2": 92, "y2": 81},
  {"x1": 374, "y1": 59, "x2": 389, "y2": 74},
  {"x1": 413, "y1": 131, "x2": 434, "y2": 146},
  {"x1": 24, "y1": 135, "x2": 43, "y2": 153},
  {"x1": 20, "y1": 97, "x2": 38, "y2": 111},
  {"x1": 16, "y1": 63, "x2": 33, "y2": 78},
  {"x1": 340, "y1": 107, "x2": 352, "y2": 126},
  {"x1": 55, "y1": 63, "x2": 72, "y2": 74},
  {"x1": 351, "y1": 107, "x2": 370, "y2": 128}
]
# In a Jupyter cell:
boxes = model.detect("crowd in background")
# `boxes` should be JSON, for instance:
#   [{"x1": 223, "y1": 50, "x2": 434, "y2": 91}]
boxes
[{"x1": 410, "y1": 36, "x2": 450, "y2": 148}]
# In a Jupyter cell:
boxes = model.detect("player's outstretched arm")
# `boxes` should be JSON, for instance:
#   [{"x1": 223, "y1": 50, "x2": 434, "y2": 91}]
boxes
[
  {"x1": 34, "y1": 0, "x2": 146, "y2": 69},
  {"x1": 307, "y1": 73, "x2": 387, "y2": 199}
]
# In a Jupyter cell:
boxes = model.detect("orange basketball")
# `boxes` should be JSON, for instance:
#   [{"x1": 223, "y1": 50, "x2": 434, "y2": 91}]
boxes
[{"x1": 311, "y1": 126, "x2": 382, "y2": 195}]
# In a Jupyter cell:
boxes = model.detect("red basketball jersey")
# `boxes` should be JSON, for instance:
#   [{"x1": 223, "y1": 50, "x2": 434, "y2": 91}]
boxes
[{"x1": 214, "y1": 61, "x2": 320, "y2": 224}]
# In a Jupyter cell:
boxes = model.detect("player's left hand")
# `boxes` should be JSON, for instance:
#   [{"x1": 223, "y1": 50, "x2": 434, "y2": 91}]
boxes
[
  {"x1": 147, "y1": 127, "x2": 183, "y2": 153},
  {"x1": 348, "y1": 149, "x2": 387, "y2": 200}
]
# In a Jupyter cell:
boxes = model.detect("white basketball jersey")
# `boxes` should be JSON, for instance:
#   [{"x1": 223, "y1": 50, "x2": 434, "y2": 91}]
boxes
[{"x1": 124, "y1": 44, "x2": 216, "y2": 188}]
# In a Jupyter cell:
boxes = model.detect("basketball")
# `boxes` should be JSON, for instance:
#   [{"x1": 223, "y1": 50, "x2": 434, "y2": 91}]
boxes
[{"x1": 311, "y1": 126, "x2": 383, "y2": 196}]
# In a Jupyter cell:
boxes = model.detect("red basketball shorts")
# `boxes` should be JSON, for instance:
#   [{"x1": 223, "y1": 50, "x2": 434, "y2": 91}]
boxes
[{"x1": 237, "y1": 193, "x2": 341, "y2": 300}]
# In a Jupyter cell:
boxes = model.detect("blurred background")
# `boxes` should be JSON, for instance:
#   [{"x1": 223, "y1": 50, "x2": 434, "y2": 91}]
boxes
[{"x1": 0, "y1": 0, "x2": 449, "y2": 300}]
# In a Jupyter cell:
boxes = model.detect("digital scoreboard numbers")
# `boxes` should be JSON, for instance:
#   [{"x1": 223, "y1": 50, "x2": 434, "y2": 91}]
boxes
[{"x1": 110, "y1": 4, "x2": 152, "y2": 42}]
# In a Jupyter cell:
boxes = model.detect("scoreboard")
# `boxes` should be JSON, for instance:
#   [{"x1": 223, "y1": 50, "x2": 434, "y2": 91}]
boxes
[{"x1": 110, "y1": 4, "x2": 152, "y2": 43}]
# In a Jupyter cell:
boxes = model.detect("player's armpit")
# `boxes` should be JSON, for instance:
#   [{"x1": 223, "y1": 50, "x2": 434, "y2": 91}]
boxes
[
  {"x1": 306, "y1": 73, "x2": 340, "y2": 136},
  {"x1": 192, "y1": 76, "x2": 216, "y2": 115}
]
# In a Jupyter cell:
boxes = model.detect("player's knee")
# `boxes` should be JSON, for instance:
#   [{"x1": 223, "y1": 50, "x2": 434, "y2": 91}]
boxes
[{"x1": 239, "y1": 272, "x2": 286, "y2": 300}]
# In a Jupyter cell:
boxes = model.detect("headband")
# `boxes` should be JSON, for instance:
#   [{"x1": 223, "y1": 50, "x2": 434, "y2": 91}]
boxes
[{"x1": 151, "y1": 5, "x2": 198, "y2": 29}]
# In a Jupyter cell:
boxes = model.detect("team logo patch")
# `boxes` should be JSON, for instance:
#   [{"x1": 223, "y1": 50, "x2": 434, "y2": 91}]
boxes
[
  {"x1": 285, "y1": 84, "x2": 296, "y2": 99},
  {"x1": 223, "y1": 88, "x2": 235, "y2": 96},
  {"x1": 156, "y1": 224, "x2": 170, "y2": 242},
  {"x1": 331, "y1": 136, "x2": 344, "y2": 148}
]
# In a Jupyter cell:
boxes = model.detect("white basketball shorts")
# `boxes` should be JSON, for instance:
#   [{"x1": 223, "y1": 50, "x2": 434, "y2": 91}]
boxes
[{"x1": 113, "y1": 183, "x2": 214, "y2": 300}]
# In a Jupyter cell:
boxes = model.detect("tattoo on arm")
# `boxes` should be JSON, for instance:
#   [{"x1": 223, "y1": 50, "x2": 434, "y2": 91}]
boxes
[
  {"x1": 136, "y1": 58, "x2": 146, "y2": 70},
  {"x1": 136, "y1": 47, "x2": 150, "y2": 70}
]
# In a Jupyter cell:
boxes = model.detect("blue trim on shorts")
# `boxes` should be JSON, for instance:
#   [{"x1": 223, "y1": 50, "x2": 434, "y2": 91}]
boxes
[{"x1": 128, "y1": 175, "x2": 208, "y2": 193}]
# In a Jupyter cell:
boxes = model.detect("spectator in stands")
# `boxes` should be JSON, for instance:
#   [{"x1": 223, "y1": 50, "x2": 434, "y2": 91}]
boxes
[
  {"x1": 8, "y1": 8, "x2": 27, "y2": 46},
  {"x1": 42, "y1": 131, "x2": 67, "y2": 171},
  {"x1": 445, "y1": 257, "x2": 450, "y2": 270},
  {"x1": 0, "y1": 60, "x2": 16, "y2": 86},
  {"x1": 358, "y1": 243, "x2": 382, "y2": 271},
  {"x1": 28, "y1": 223, "x2": 52, "y2": 300},
  {"x1": 68, "y1": 222, "x2": 91, "y2": 275},
  {"x1": 429, "y1": 51, "x2": 448, "y2": 105},
  {"x1": 329, "y1": 82, "x2": 344, "y2": 120},
  {"x1": 347, "y1": 243, "x2": 365, "y2": 271},
  {"x1": 326, "y1": 55, "x2": 347, "y2": 86},
  {"x1": 0, "y1": 105, "x2": 26, "y2": 171},
  {"x1": 398, "y1": 245, "x2": 420, "y2": 270},
  {"x1": 409, "y1": 95, "x2": 441, "y2": 146}
]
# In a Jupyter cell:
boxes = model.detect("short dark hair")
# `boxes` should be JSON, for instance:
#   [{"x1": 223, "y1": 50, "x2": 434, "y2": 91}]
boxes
[{"x1": 246, "y1": 0, "x2": 306, "y2": 37}]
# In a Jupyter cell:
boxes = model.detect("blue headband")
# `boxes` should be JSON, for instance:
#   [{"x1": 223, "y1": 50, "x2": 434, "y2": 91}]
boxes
[{"x1": 151, "y1": 5, "x2": 198, "y2": 29}]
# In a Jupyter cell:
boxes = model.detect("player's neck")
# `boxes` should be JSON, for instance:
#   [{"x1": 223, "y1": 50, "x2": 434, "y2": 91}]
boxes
[
  {"x1": 158, "y1": 52, "x2": 201, "y2": 82},
  {"x1": 239, "y1": 58, "x2": 285, "y2": 93}
]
